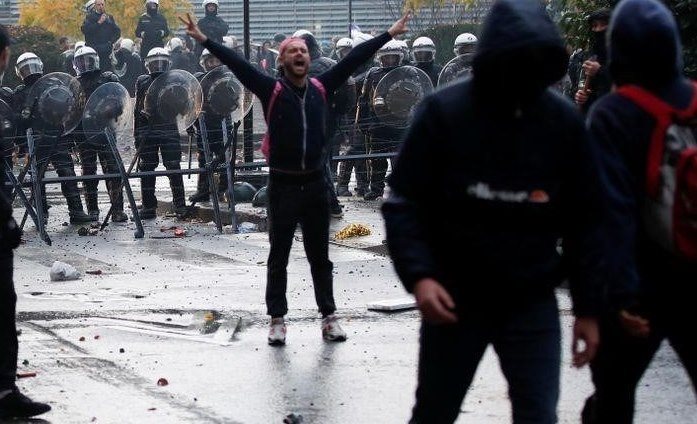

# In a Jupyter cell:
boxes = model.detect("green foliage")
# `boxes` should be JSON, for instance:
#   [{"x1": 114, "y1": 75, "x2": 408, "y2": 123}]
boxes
[
  {"x1": 3, "y1": 25, "x2": 63, "y2": 89},
  {"x1": 672, "y1": 0, "x2": 697, "y2": 78},
  {"x1": 417, "y1": 22, "x2": 480, "y2": 66}
]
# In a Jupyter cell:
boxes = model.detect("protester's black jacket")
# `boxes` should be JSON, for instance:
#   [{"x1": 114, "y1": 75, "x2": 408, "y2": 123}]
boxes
[
  {"x1": 135, "y1": 12, "x2": 169, "y2": 59},
  {"x1": 588, "y1": 0, "x2": 697, "y2": 311},
  {"x1": 382, "y1": 0, "x2": 607, "y2": 317},
  {"x1": 202, "y1": 32, "x2": 391, "y2": 173}
]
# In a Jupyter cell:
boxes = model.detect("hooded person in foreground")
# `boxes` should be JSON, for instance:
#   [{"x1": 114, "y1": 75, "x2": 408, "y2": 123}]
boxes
[
  {"x1": 382, "y1": 1, "x2": 606, "y2": 422},
  {"x1": 581, "y1": 0, "x2": 697, "y2": 422}
]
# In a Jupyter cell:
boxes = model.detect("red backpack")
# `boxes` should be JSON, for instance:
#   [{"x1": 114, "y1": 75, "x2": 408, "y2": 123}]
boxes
[
  {"x1": 617, "y1": 83, "x2": 697, "y2": 261},
  {"x1": 260, "y1": 78, "x2": 327, "y2": 160}
]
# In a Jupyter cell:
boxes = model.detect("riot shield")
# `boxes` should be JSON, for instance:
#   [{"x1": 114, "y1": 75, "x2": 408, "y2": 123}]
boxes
[
  {"x1": 25, "y1": 72, "x2": 84, "y2": 135},
  {"x1": 82, "y1": 82, "x2": 144, "y2": 239},
  {"x1": 144, "y1": 69, "x2": 203, "y2": 135},
  {"x1": 372, "y1": 66, "x2": 433, "y2": 128},
  {"x1": 0, "y1": 99, "x2": 16, "y2": 140},
  {"x1": 200, "y1": 66, "x2": 253, "y2": 123},
  {"x1": 82, "y1": 81, "x2": 133, "y2": 136},
  {"x1": 437, "y1": 55, "x2": 473, "y2": 87}
]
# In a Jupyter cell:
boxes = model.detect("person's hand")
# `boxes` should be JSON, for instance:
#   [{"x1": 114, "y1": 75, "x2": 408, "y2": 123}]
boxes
[
  {"x1": 179, "y1": 13, "x2": 207, "y2": 43},
  {"x1": 413, "y1": 278, "x2": 458, "y2": 325},
  {"x1": 572, "y1": 316, "x2": 599, "y2": 368},
  {"x1": 98, "y1": 13, "x2": 107, "y2": 24},
  {"x1": 619, "y1": 310, "x2": 650, "y2": 338},
  {"x1": 388, "y1": 10, "x2": 412, "y2": 37},
  {"x1": 582, "y1": 60, "x2": 601, "y2": 77},
  {"x1": 575, "y1": 89, "x2": 589, "y2": 105}
]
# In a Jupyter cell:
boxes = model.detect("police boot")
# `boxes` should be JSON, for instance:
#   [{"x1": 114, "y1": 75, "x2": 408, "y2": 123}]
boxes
[
  {"x1": 188, "y1": 176, "x2": 210, "y2": 203},
  {"x1": 66, "y1": 196, "x2": 92, "y2": 224},
  {"x1": 138, "y1": 176, "x2": 158, "y2": 220},
  {"x1": 85, "y1": 192, "x2": 100, "y2": 222},
  {"x1": 170, "y1": 176, "x2": 189, "y2": 218},
  {"x1": 107, "y1": 180, "x2": 127, "y2": 223}
]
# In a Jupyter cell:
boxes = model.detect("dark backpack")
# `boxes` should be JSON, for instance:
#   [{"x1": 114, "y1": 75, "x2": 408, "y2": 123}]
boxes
[
  {"x1": 260, "y1": 78, "x2": 327, "y2": 160},
  {"x1": 617, "y1": 83, "x2": 697, "y2": 261}
]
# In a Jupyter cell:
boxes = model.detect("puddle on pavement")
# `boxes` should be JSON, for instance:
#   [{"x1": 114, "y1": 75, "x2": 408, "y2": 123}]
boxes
[{"x1": 122, "y1": 239, "x2": 238, "y2": 267}]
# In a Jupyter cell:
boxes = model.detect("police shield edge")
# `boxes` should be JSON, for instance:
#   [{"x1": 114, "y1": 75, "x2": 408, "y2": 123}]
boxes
[
  {"x1": 144, "y1": 69, "x2": 203, "y2": 135},
  {"x1": 25, "y1": 72, "x2": 84, "y2": 136},
  {"x1": 373, "y1": 65, "x2": 433, "y2": 129},
  {"x1": 199, "y1": 65, "x2": 252, "y2": 123},
  {"x1": 0, "y1": 99, "x2": 16, "y2": 140},
  {"x1": 438, "y1": 55, "x2": 473, "y2": 87}
]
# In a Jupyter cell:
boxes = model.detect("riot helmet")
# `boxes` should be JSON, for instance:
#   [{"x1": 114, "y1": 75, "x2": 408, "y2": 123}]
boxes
[
  {"x1": 412, "y1": 36, "x2": 436, "y2": 64},
  {"x1": 199, "y1": 49, "x2": 222, "y2": 71},
  {"x1": 202, "y1": 0, "x2": 218, "y2": 15},
  {"x1": 84, "y1": 0, "x2": 95, "y2": 13},
  {"x1": 454, "y1": 33, "x2": 477, "y2": 56},
  {"x1": 15, "y1": 53, "x2": 44, "y2": 82},
  {"x1": 119, "y1": 38, "x2": 135, "y2": 53},
  {"x1": 73, "y1": 46, "x2": 100, "y2": 76},
  {"x1": 145, "y1": 47, "x2": 171, "y2": 74},
  {"x1": 375, "y1": 40, "x2": 404, "y2": 68},
  {"x1": 292, "y1": 29, "x2": 313, "y2": 38},
  {"x1": 353, "y1": 32, "x2": 373, "y2": 47},
  {"x1": 335, "y1": 37, "x2": 353, "y2": 60},
  {"x1": 222, "y1": 36, "x2": 237, "y2": 49},
  {"x1": 166, "y1": 37, "x2": 184, "y2": 52},
  {"x1": 74, "y1": 41, "x2": 86, "y2": 50}
]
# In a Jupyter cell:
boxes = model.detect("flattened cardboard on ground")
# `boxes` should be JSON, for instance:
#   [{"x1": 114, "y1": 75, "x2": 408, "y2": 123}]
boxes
[{"x1": 367, "y1": 297, "x2": 416, "y2": 312}]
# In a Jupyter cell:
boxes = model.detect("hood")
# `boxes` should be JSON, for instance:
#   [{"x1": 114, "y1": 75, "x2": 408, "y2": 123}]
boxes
[
  {"x1": 608, "y1": 0, "x2": 682, "y2": 89},
  {"x1": 472, "y1": 0, "x2": 567, "y2": 100}
]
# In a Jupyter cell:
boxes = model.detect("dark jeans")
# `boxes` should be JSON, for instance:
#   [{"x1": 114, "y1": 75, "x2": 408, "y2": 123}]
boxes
[
  {"x1": 138, "y1": 136, "x2": 185, "y2": 208},
  {"x1": 367, "y1": 137, "x2": 399, "y2": 194},
  {"x1": 76, "y1": 136, "x2": 124, "y2": 211},
  {"x1": 410, "y1": 293, "x2": 561, "y2": 424},
  {"x1": 0, "y1": 251, "x2": 17, "y2": 390},
  {"x1": 265, "y1": 175, "x2": 335, "y2": 318},
  {"x1": 337, "y1": 131, "x2": 368, "y2": 192},
  {"x1": 583, "y1": 288, "x2": 697, "y2": 423}
]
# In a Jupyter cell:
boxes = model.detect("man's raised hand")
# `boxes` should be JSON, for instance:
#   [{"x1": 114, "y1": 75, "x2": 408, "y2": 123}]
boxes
[
  {"x1": 388, "y1": 10, "x2": 412, "y2": 37},
  {"x1": 178, "y1": 13, "x2": 207, "y2": 43}
]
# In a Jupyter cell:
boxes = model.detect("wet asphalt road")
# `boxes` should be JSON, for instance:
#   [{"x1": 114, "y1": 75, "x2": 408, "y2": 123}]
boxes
[{"x1": 7, "y1": 179, "x2": 696, "y2": 423}]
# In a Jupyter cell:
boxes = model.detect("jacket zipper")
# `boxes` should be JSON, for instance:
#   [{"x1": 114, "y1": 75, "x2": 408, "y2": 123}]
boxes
[{"x1": 300, "y1": 88, "x2": 308, "y2": 171}]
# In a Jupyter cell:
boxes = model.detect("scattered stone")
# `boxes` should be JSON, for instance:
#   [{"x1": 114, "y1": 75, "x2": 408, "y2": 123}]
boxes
[
  {"x1": 119, "y1": 348, "x2": 125, "y2": 353},
  {"x1": 79, "y1": 336, "x2": 86, "y2": 342},
  {"x1": 157, "y1": 378, "x2": 169, "y2": 386}
]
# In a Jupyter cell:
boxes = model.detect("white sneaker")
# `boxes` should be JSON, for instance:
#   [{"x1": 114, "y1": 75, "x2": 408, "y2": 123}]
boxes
[
  {"x1": 268, "y1": 317, "x2": 286, "y2": 345},
  {"x1": 321, "y1": 315, "x2": 347, "y2": 342}
]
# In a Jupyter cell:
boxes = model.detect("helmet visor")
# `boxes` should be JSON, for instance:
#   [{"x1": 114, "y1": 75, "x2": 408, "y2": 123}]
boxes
[
  {"x1": 145, "y1": 56, "x2": 171, "y2": 73},
  {"x1": 73, "y1": 53, "x2": 99, "y2": 75},
  {"x1": 16, "y1": 58, "x2": 43, "y2": 80}
]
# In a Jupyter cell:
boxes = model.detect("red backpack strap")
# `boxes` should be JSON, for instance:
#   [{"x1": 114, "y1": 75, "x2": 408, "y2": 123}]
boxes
[
  {"x1": 265, "y1": 81, "x2": 284, "y2": 123},
  {"x1": 617, "y1": 84, "x2": 683, "y2": 197},
  {"x1": 675, "y1": 81, "x2": 697, "y2": 121},
  {"x1": 309, "y1": 77, "x2": 327, "y2": 103}
]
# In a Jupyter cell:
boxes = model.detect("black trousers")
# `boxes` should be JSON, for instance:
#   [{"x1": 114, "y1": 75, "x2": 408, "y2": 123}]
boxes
[
  {"x1": 34, "y1": 138, "x2": 83, "y2": 213},
  {"x1": 265, "y1": 175, "x2": 335, "y2": 318},
  {"x1": 337, "y1": 131, "x2": 368, "y2": 192},
  {"x1": 410, "y1": 293, "x2": 561, "y2": 424},
  {"x1": 195, "y1": 139, "x2": 230, "y2": 193},
  {"x1": 138, "y1": 136, "x2": 185, "y2": 209},
  {"x1": 0, "y1": 251, "x2": 16, "y2": 391},
  {"x1": 583, "y1": 286, "x2": 697, "y2": 423},
  {"x1": 367, "y1": 137, "x2": 399, "y2": 194},
  {"x1": 76, "y1": 136, "x2": 124, "y2": 212}
]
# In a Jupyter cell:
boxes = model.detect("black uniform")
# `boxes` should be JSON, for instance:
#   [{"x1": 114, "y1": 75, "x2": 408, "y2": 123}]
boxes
[
  {"x1": 135, "y1": 10, "x2": 169, "y2": 60},
  {"x1": 357, "y1": 65, "x2": 406, "y2": 199},
  {"x1": 81, "y1": 10, "x2": 121, "y2": 72},
  {"x1": 195, "y1": 8, "x2": 229, "y2": 58},
  {"x1": 74, "y1": 70, "x2": 125, "y2": 218},
  {"x1": 61, "y1": 49, "x2": 76, "y2": 76},
  {"x1": 170, "y1": 47, "x2": 198, "y2": 74},
  {"x1": 189, "y1": 69, "x2": 235, "y2": 202},
  {"x1": 11, "y1": 74, "x2": 87, "y2": 221},
  {"x1": 416, "y1": 60, "x2": 442, "y2": 87},
  {"x1": 134, "y1": 72, "x2": 186, "y2": 215},
  {"x1": 114, "y1": 48, "x2": 145, "y2": 96},
  {"x1": 0, "y1": 87, "x2": 14, "y2": 197},
  {"x1": 336, "y1": 60, "x2": 372, "y2": 196}
]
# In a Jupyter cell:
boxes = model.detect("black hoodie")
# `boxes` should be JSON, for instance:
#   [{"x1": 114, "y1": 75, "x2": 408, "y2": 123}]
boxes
[
  {"x1": 382, "y1": 0, "x2": 607, "y2": 316},
  {"x1": 588, "y1": 0, "x2": 696, "y2": 310}
]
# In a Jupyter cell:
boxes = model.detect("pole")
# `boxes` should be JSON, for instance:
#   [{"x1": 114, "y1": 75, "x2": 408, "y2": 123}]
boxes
[
  {"x1": 243, "y1": 0, "x2": 254, "y2": 164},
  {"x1": 348, "y1": 0, "x2": 353, "y2": 38}
]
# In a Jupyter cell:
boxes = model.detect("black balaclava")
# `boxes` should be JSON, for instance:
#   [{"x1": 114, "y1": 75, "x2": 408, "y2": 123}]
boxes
[
  {"x1": 146, "y1": 3, "x2": 158, "y2": 16},
  {"x1": 205, "y1": 4, "x2": 217, "y2": 17}
]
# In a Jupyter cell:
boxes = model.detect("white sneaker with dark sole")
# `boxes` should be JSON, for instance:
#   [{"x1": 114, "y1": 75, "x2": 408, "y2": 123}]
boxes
[
  {"x1": 268, "y1": 317, "x2": 286, "y2": 345},
  {"x1": 322, "y1": 315, "x2": 347, "y2": 342}
]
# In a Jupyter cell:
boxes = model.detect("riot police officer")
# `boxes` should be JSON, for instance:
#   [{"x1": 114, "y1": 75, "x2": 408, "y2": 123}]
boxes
[
  {"x1": 11, "y1": 53, "x2": 91, "y2": 223},
  {"x1": 167, "y1": 37, "x2": 198, "y2": 73},
  {"x1": 136, "y1": 0, "x2": 170, "y2": 61},
  {"x1": 356, "y1": 39, "x2": 405, "y2": 201},
  {"x1": 134, "y1": 48, "x2": 187, "y2": 219},
  {"x1": 454, "y1": 32, "x2": 477, "y2": 61},
  {"x1": 72, "y1": 46, "x2": 128, "y2": 223},
  {"x1": 412, "y1": 36, "x2": 441, "y2": 87},
  {"x1": 114, "y1": 38, "x2": 145, "y2": 96},
  {"x1": 0, "y1": 82, "x2": 13, "y2": 198},
  {"x1": 195, "y1": 0, "x2": 229, "y2": 58},
  {"x1": 81, "y1": 0, "x2": 121, "y2": 72},
  {"x1": 188, "y1": 49, "x2": 234, "y2": 203}
]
